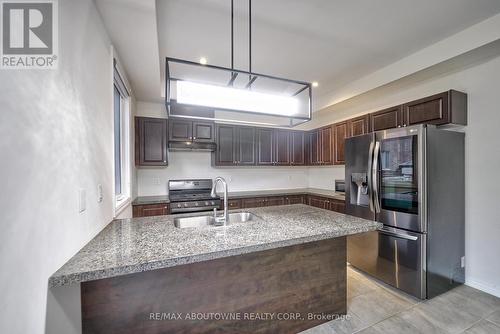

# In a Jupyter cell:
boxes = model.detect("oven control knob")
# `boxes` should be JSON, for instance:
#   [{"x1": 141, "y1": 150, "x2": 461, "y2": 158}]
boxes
[
  {"x1": 183, "y1": 203, "x2": 188, "y2": 207},
  {"x1": 194, "y1": 202, "x2": 199, "y2": 206},
  {"x1": 211, "y1": 201, "x2": 215, "y2": 205},
  {"x1": 205, "y1": 201, "x2": 209, "y2": 206},
  {"x1": 176, "y1": 204, "x2": 181, "y2": 208}
]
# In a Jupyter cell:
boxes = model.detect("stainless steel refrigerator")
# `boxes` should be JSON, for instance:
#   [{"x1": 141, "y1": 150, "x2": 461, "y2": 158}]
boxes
[{"x1": 345, "y1": 124, "x2": 465, "y2": 299}]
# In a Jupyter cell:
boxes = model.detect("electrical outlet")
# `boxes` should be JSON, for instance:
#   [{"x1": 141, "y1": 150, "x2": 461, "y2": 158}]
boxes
[
  {"x1": 461, "y1": 256, "x2": 465, "y2": 268},
  {"x1": 97, "y1": 184, "x2": 103, "y2": 203},
  {"x1": 79, "y1": 188, "x2": 86, "y2": 213}
]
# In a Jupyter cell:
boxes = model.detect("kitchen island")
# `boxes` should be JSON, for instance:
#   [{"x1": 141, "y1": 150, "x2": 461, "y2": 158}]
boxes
[{"x1": 50, "y1": 204, "x2": 380, "y2": 333}]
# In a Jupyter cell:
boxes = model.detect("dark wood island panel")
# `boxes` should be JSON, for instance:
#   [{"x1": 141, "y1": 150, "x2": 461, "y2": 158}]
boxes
[{"x1": 81, "y1": 237, "x2": 347, "y2": 334}]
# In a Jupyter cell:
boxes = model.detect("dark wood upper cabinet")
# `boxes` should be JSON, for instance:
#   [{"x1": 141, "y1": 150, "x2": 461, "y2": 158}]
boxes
[
  {"x1": 370, "y1": 106, "x2": 403, "y2": 132},
  {"x1": 307, "y1": 130, "x2": 320, "y2": 165},
  {"x1": 290, "y1": 131, "x2": 305, "y2": 165},
  {"x1": 236, "y1": 126, "x2": 256, "y2": 165},
  {"x1": 333, "y1": 122, "x2": 348, "y2": 165},
  {"x1": 257, "y1": 128, "x2": 274, "y2": 165},
  {"x1": 192, "y1": 121, "x2": 215, "y2": 142},
  {"x1": 210, "y1": 90, "x2": 466, "y2": 168},
  {"x1": 214, "y1": 124, "x2": 236, "y2": 166},
  {"x1": 135, "y1": 117, "x2": 168, "y2": 166},
  {"x1": 402, "y1": 90, "x2": 467, "y2": 127},
  {"x1": 348, "y1": 115, "x2": 370, "y2": 137},
  {"x1": 274, "y1": 129, "x2": 291, "y2": 165},
  {"x1": 170, "y1": 119, "x2": 214, "y2": 143},
  {"x1": 320, "y1": 126, "x2": 333, "y2": 165},
  {"x1": 169, "y1": 119, "x2": 192, "y2": 141},
  {"x1": 214, "y1": 124, "x2": 256, "y2": 166}
]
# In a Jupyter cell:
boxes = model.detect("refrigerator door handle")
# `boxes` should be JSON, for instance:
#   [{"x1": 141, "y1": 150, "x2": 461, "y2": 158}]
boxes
[
  {"x1": 367, "y1": 141, "x2": 375, "y2": 212},
  {"x1": 379, "y1": 228, "x2": 418, "y2": 241},
  {"x1": 373, "y1": 141, "x2": 381, "y2": 213}
]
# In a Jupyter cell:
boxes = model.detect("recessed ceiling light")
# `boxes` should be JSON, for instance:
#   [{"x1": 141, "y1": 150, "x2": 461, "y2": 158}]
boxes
[
  {"x1": 312, "y1": 81, "x2": 319, "y2": 87},
  {"x1": 199, "y1": 57, "x2": 208, "y2": 65}
]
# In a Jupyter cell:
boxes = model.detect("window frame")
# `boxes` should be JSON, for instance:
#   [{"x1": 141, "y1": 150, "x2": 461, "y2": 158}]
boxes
[{"x1": 113, "y1": 60, "x2": 131, "y2": 214}]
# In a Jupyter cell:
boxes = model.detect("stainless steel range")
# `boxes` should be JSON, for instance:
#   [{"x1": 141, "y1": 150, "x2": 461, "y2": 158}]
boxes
[{"x1": 168, "y1": 179, "x2": 221, "y2": 214}]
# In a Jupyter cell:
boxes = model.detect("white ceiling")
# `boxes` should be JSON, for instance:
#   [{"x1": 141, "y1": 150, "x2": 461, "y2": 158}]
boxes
[{"x1": 97, "y1": 0, "x2": 500, "y2": 107}]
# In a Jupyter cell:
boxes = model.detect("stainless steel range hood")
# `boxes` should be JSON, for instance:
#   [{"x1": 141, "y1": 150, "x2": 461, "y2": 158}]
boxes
[{"x1": 168, "y1": 141, "x2": 216, "y2": 152}]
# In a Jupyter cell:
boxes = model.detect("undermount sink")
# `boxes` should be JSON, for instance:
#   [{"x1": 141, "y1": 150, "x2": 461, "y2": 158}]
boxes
[{"x1": 174, "y1": 212, "x2": 258, "y2": 228}]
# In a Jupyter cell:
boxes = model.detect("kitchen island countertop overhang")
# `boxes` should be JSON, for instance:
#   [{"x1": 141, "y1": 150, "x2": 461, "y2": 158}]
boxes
[{"x1": 49, "y1": 204, "x2": 381, "y2": 287}]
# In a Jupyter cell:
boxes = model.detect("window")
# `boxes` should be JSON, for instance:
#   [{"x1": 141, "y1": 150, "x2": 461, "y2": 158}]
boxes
[{"x1": 113, "y1": 60, "x2": 131, "y2": 212}]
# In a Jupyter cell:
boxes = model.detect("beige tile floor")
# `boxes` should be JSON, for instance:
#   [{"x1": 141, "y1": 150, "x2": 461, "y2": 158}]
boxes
[{"x1": 301, "y1": 265, "x2": 500, "y2": 334}]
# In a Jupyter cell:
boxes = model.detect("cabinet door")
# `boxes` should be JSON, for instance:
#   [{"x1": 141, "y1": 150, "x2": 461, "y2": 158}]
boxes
[
  {"x1": 291, "y1": 131, "x2": 305, "y2": 165},
  {"x1": 329, "y1": 199, "x2": 346, "y2": 213},
  {"x1": 348, "y1": 115, "x2": 370, "y2": 137},
  {"x1": 320, "y1": 126, "x2": 333, "y2": 165},
  {"x1": 135, "y1": 117, "x2": 168, "y2": 166},
  {"x1": 237, "y1": 126, "x2": 256, "y2": 165},
  {"x1": 132, "y1": 204, "x2": 169, "y2": 217},
  {"x1": 402, "y1": 92, "x2": 449, "y2": 126},
  {"x1": 370, "y1": 106, "x2": 403, "y2": 131},
  {"x1": 241, "y1": 197, "x2": 267, "y2": 208},
  {"x1": 274, "y1": 130, "x2": 291, "y2": 165},
  {"x1": 222, "y1": 199, "x2": 242, "y2": 210},
  {"x1": 308, "y1": 196, "x2": 327, "y2": 209},
  {"x1": 215, "y1": 124, "x2": 237, "y2": 165},
  {"x1": 192, "y1": 121, "x2": 214, "y2": 142},
  {"x1": 333, "y1": 122, "x2": 348, "y2": 165},
  {"x1": 257, "y1": 128, "x2": 274, "y2": 165},
  {"x1": 266, "y1": 196, "x2": 285, "y2": 206},
  {"x1": 308, "y1": 130, "x2": 320, "y2": 165},
  {"x1": 285, "y1": 195, "x2": 305, "y2": 204},
  {"x1": 169, "y1": 119, "x2": 192, "y2": 141}
]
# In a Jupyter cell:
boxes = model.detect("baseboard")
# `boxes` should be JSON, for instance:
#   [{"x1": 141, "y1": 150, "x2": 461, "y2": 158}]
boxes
[{"x1": 466, "y1": 278, "x2": 500, "y2": 298}]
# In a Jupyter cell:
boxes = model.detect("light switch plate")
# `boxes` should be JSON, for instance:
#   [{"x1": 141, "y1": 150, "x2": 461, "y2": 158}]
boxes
[
  {"x1": 79, "y1": 188, "x2": 86, "y2": 213},
  {"x1": 97, "y1": 184, "x2": 103, "y2": 203},
  {"x1": 461, "y1": 256, "x2": 465, "y2": 268}
]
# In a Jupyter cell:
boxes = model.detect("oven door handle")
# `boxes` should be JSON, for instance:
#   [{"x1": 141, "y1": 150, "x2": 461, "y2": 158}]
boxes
[
  {"x1": 367, "y1": 141, "x2": 375, "y2": 212},
  {"x1": 379, "y1": 228, "x2": 418, "y2": 241}
]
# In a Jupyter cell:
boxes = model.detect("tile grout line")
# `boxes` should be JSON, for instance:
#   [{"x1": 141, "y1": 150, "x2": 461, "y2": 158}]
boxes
[{"x1": 350, "y1": 297, "x2": 423, "y2": 334}]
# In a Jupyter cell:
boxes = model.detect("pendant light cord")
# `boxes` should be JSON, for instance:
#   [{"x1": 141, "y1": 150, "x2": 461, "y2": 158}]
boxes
[
  {"x1": 249, "y1": 0, "x2": 252, "y2": 80},
  {"x1": 231, "y1": 0, "x2": 234, "y2": 71}
]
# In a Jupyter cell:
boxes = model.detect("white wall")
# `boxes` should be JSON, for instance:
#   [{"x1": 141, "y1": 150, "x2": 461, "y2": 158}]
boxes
[
  {"x1": 137, "y1": 151, "x2": 311, "y2": 195},
  {"x1": 0, "y1": 0, "x2": 124, "y2": 333}
]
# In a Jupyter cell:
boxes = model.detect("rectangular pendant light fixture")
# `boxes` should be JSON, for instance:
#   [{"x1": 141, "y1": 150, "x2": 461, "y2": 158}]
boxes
[
  {"x1": 165, "y1": 58, "x2": 312, "y2": 127},
  {"x1": 176, "y1": 80, "x2": 300, "y2": 117}
]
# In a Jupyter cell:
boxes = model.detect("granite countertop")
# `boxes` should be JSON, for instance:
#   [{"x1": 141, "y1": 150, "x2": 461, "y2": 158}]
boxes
[
  {"x1": 132, "y1": 188, "x2": 345, "y2": 206},
  {"x1": 50, "y1": 204, "x2": 379, "y2": 287}
]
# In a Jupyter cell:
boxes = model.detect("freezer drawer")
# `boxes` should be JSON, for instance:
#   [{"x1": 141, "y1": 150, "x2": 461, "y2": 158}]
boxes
[{"x1": 347, "y1": 227, "x2": 426, "y2": 299}]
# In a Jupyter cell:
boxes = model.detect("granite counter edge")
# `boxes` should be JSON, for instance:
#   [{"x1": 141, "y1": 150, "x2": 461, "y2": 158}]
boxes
[{"x1": 48, "y1": 222, "x2": 380, "y2": 288}]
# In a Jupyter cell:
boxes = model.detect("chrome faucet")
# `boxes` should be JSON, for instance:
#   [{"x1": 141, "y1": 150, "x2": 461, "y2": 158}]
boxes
[{"x1": 211, "y1": 177, "x2": 229, "y2": 225}]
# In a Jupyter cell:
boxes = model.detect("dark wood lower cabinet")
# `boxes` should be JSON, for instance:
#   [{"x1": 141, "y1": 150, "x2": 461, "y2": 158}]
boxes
[
  {"x1": 132, "y1": 194, "x2": 344, "y2": 217},
  {"x1": 241, "y1": 197, "x2": 268, "y2": 208},
  {"x1": 222, "y1": 199, "x2": 242, "y2": 210},
  {"x1": 132, "y1": 204, "x2": 170, "y2": 218},
  {"x1": 307, "y1": 195, "x2": 345, "y2": 213},
  {"x1": 81, "y1": 238, "x2": 347, "y2": 334},
  {"x1": 285, "y1": 195, "x2": 306, "y2": 205}
]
